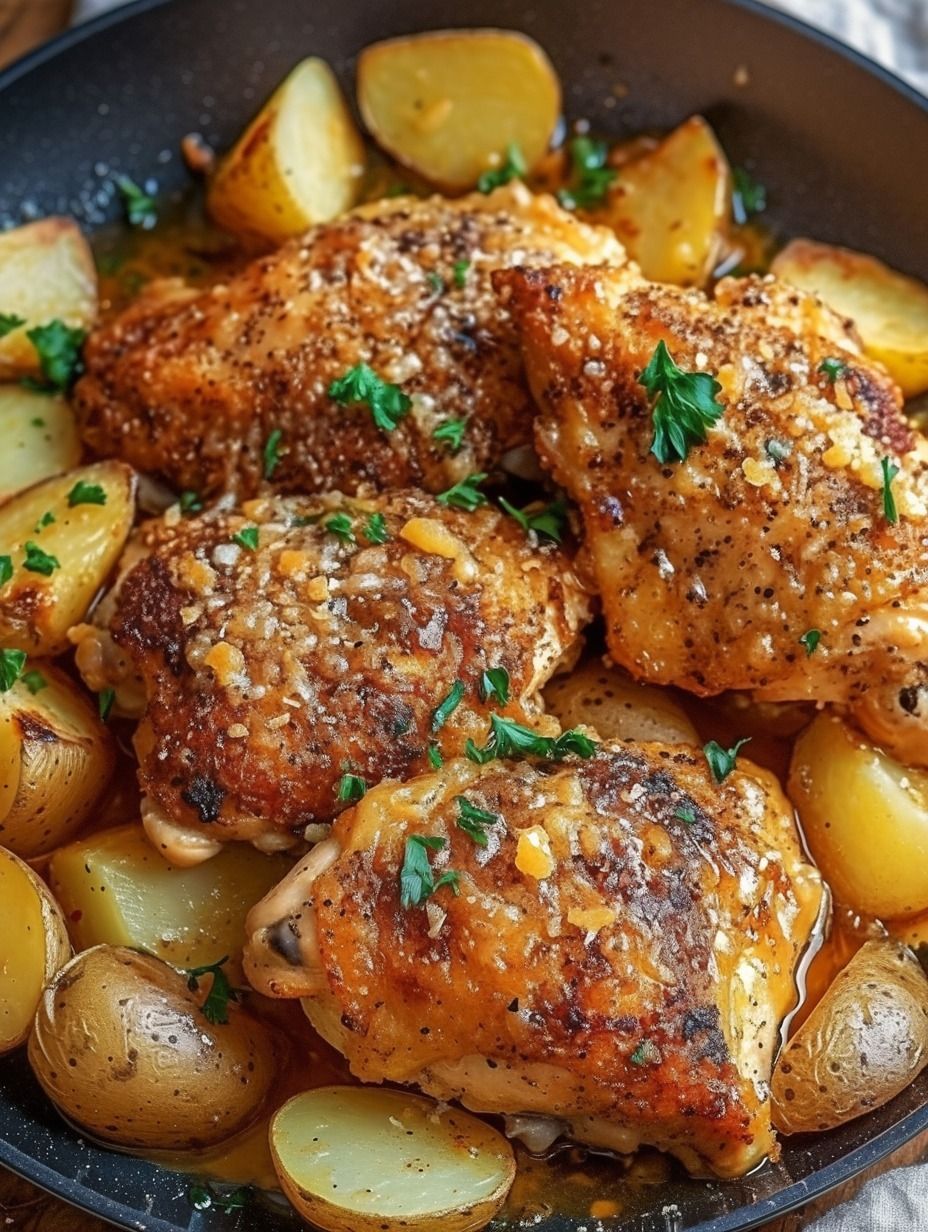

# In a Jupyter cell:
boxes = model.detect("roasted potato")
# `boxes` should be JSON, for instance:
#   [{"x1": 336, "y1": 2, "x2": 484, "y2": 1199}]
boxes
[
  {"x1": 771, "y1": 238, "x2": 928, "y2": 397},
  {"x1": 49, "y1": 823, "x2": 291, "y2": 975},
  {"x1": 0, "y1": 847, "x2": 70, "y2": 1053},
  {"x1": 591, "y1": 116, "x2": 730, "y2": 286},
  {"x1": 543, "y1": 658, "x2": 698, "y2": 745},
  {"x1": 789, "y1": 712, "x2": 928, "y2": 919},
  {"x1": 208, "y1": 57, "x2": 366, "y2": 244},
  {"x1": 772, "y1": 939, "x2": 928, "y2": 1133},
  {"x1": 357, "y1": 29, "x2": 560, "y2": 191},
  {"x1": 28, "y1": 945, "x2": 277, "y2": 1150},
  {"x1": 270, "y1": 1086, "x2": 516, "y2": 1232},
  {"x1": 0, "y1": 664, "x2": 114, "y2": 859},
  {"x1": 0, "y1": 387, "x2": 81, "y2": 503},
  {"x1": 0, "y1": 461, "x2": 135, "y2": 656},
  {"x1": 0, "y1": 218, "x2": 97, "y2": 381}
]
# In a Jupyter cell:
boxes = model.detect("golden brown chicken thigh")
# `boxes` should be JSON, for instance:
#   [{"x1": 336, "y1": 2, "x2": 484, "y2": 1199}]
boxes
[
  {"x1": 244, "y1": 745, "x2": 823, "y2": 1178},
  {"x1": 74, "y1": 490, "x2": 589, "y2": 863},
  {"x1": 498, "y1": 265, "x2": 928, "y2": 764},
  {"x1": 73, "y1": 185, "x2": 624, "y2": 500}
]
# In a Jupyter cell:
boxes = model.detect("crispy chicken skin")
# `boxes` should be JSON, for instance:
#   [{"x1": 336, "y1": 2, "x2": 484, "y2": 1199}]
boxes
[
  {"x1": 73, "y1": 185, "x2": 624, "y2": 499},
  {"x1": 76, "y1": 490, "x2": 589, "y2": 861},
  {"x1": 244, "y1": 747, "x2": 823, "y2": 1178},
  {"x1": 498, "y1": 266, "x2": 928, "y2": 765}
]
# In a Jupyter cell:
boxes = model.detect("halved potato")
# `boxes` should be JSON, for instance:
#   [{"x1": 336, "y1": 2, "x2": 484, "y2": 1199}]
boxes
[
  {"x1": 208, "y1": 57, "x2": 366, "y2": 244},
  {"x1": 357, "y1": 29, "x2": 560, "y2": 191},
  {"x1": 592, "y1": 116, "x2": 730, "y2": 286},
  {"x1": 0, "y1": 218, "x2": 97, "y2": 380},
  {"x1": 270, "y1": 1086, "x2": 515, "y2": 1232},
  {"x1": 0, "y1": 461, "x2": 135, "y2": 656},
  {"x1": 0, "y1": 664, "x2": 115, "y2": 858},
  {"x1": 771, "y1": 238, "x2": 928, "y2": 396},
  {"x1": 49, "y1": 823, "x2": 291, "y2": 975},
  {"x1": 543, "y1": 658, "x2": 698, "y2": 745},
  {"x1": 0, "y1": 387, "x2": 81, "y2": 503},
  {"x1": 789, "y1": 712, "x2": 928, "y2": 919},
  {"x1": 772, "y1": 939, "x2": 928, "y2": 1133},
  {"x1": 0, "y1": 847, "x2": 70, "y2": 1054}
]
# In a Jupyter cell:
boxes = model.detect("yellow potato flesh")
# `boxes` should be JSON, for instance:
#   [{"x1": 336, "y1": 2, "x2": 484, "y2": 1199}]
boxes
[
  {"x1": 0, "y1": 460, "x2": 135, "y2": 656},
  {"x1": 593, "y1": 115, "x2": 730, "y2": 286},
  {"x1": 0, "y1": 387, "x2": 81, "y2": 503},
  {"x1": 789, "y1": 712, "x2": 928, "y2": 919},
  {"x1": 358, "y1": 29, "x2": 560, "y2": 190},
  {"x1": 544, "y1": 659, "x2": 698, "y2": 745},
  {"x1": 772, "y1": 238, "x2": 928, "y2": 396},
  {"x1": 208, "y1": 57, "x2": 365, "y2": 244}
]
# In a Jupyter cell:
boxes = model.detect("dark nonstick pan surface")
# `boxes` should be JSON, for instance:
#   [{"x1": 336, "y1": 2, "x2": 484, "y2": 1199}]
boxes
[{"x1": 1, "y1": 1, "x2": 927, "y2": 1229}]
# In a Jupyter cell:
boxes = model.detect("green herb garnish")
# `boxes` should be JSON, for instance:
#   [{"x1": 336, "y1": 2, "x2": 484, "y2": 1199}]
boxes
[
  {"x1": 433, "y1": 418, "x2": 467, "y2": 452},
  {"x1": 232, "y1": 526, "x2": 259, "y2": 551},
  {"x1": 21, "y1": 669, "x2": 46, "y2": 695},
  {"x1": 337, "y1": 773, "x2": 367, "y2": 802},
  {"x1": 818, "y1": 357, "x2": 847, "y2": 382},
  {"x1": 478, "y1": 667, "x2": 510, "y2": 705},
  {"x1": 23, "y1": 541, "x2": 59, "y2": 575},
  {"x1": 362, "y1": 512, "x2": 389, "y2": 544},
  {"x1": 731, "y1": 167, "x2": 766, "y2": 224},
  {"x1": 499, "y1": 496, "x2": 567, "y2": 543},
  {"x1": 630, "y1": 1039, "x2": 662, "y2": 1066},
  {"x1": 452, "y1": 260, "x2": 471, "y2": 289},
  {"x1": 455, "y1": 796, "x2": 499, "y2": 847},
  {"x1": 0, "y1": 556, "x2": 11, "y2": 586},
  {"x1": 180, "y1": 490, "x2": 203, "y2": 514},
  {"x1": 427, "y1": 743, "x2": 443, "y2": 769},
  {"x1": 263, "y1": 428, "x2": 283, "y2": 479},
  {"x1": 34, "y1": 512, "x2": 55, "y2": 531},
  {"x1": 881, "y1": 456, "x2": 900, "y2": 525},
  {"x1": 325, "y1": 512, "x2": 355, "y2": 543},
  {"x1": 674, "y1": 806, "x2": 696, "y2": 825},
  {"x1": 799, "y1": 629, "x2": 822, "y2": 656},
  {"x1": 24, "y1": 320, "x2": 86, "y2": 392},
  {"x1": 98, "y1": 687, "x2": 115, "y2": 721},
  {"x1": 431, "y1": 680, "x2": 465, "y2": 732},
  {"x1": 465, "y1": 714, "x2": 597, "y2": 764},
  {"x1": 399, "y1": 834, "x2": 460, "y2": 909},
  {"x1": 116, "y1": 175, "x2": 158, "y2": 228},
  {"x1": 329, "y1": 363, "x2": 412, "y2": 433},
  {"x1": 477, "y1": 142, "x2": 527, "y2": 193},
  {"x1": 185, "y1": 956, "x2": 238, "y2": 1025},
  {"x1": 703, "y1": 738, "x2": 751, "y2": 784},
  {"x1": 640, "y1": 340, "x2": 725, "y2": 464},
  {"x1": 765, "y1": 438, "x2": 792, "y2": 465},
  {"x1": 437, "y1": 472, "x2": 487, "y2": 511},
  {"x1": 68, "y1": 480, "x2": 107, "y2": 506},
  {"x1": 557, "y1": 136, "x2": 616, "y2": 210},
  {"x1": 0, "y1": 313, "x2": 25, "y2": 337},
  {"x1": 0, "y1": 648, "x2": 26, "y2": 692},
  {"x1": 426, "y1": 271, "x2": 445, "y2": 294}
]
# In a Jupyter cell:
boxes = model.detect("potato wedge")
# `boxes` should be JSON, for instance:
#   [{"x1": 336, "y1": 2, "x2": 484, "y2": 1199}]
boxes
[
  {"x1": 772, "y1": 939, "x2": 928, "y2": 1133},
  {"x1": 0, "y1": 460, "x2": 135, "y2": 656},
  {"x1": 29, "y1": 945, "x2": 277, "y2": 1150},
  {"x1": 771, "y1": 238, "x2": 928, "y2": 396},
  {"x1": 0, "y1": 664, "x2": 115, "y2": 858},
  {"x1": 0, "y1": 387, "x2": 81, "y2": 503},
  {"x1": 592, "y1": 116, "x2": 730, "y2": 286},
  {"x1": 357, "y1": 29, "x2": 560, "y2": 191},
  {"x1": 0, "y1": 847, "x2": 70, "y2": 1053},
  {"x1": 789, "y1": 712, "x2": 928, "y2": 919},
  {"x1": 208, "y1": 57, "x2": 365, "y2": 244},
  {"x1": 544, "y1": 658, "x2": 698, "y2": 745},
  {"x1": 271, "y1": 1086, "x2": 515, "y2": 1232},
  {"x1": 0, "y1": 218, "x2": 97, "y2": 381},
  {"x1": 49, "y1": 823, "x2": 291, "y2": 975}
]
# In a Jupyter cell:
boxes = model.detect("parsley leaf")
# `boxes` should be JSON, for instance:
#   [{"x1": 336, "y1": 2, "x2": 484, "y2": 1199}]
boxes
[
  {"x1": 34, "y1": 512, "x2": 55, "y2": 532},
  {"x1": 639, "y1": 340, "x2": 725, "y2": 464},
  {"x1": 731, "y1": 167, "x2": 766, "y2": 224},
  {"x1": 881, "y1": 456, "x2": 900, "y2": 525},
  {"x1": 499, "y1": 496, "x2": 567, "y2": 543},
  {"x1": 185, "y1": 956, "x2": 238, "y2": 1025},
  {"x1": 800, "y1": 629, "x2": 822, "y2": 656},
  {"x1": 431, "y1": 680, "x2": 464, "y2": 732},
  {"x1": 452, "y1": 260, "x2": 470, "y2": 289},
  {"x1": 98, "y1": 687, "x2": 115, "y2": 721},
  {"x1": 263, "y1": 428, "x2": 283, "y2": 479},
  {"x1": 116, "y1": 175, "x2": 158, "y2": 228},
  {"x1": 465, "y1": 714, "x2": 598, "y2": 764},
  {"x1": 765, "y1": 438, "x2": 792, "y2": 465},
  {"x1": 0, "y1": 313, "x2": 25, "y2": 338},
  {"x1": 433, "y1": 418, "x2": 467, "y2": 452},
  {"x1": 399, "y1": 834, "x2": 459, "y2": 909},
  {"x1": 329, "y1": 363, "x2": 412, "y2": 434},
  {"x1": 23, "y1": 541, "x2": 59, "y2": 576},
  {"x1": 477, "y1": 142, "x2": 527, "y2": 193},
  {"x1": 703, "y1": 737, "x2": 751, "y2": 784},
  {"x1": 232, "y1": 526, "x2": 259, "y2": 551},
  {"x1": 188, "y1": 1183, "x2": 249, "y2": 1215},
  {"x1": 455, "y1": 796, "x2": 499, "y2": 847},
  {"x1": 674, "y1": 806, "x2": 696, "y2": 825},
  {"x1": 0, "y1": 556, "x2": 11, "y2": 587},
  {"x1": 180, "y1": 490, "x2": 203, "y2": 514},
  {"x1": 25, "y1": 320, "x2": 86, "y2": 392},
  {"x1": 818, "y1": 357, "x2": 847, "y2": 383},
  {"x1": 68, "y1": 480, "x2": 107, "y2": 506},
  {"x1": 0, "y1": 648, "x2": 26, "y2": 692},
  {"x1": 557, "y1": 136, "x2": 616, "y2": 210},
  {"x1": 630, "y1": 1038, "x2": 662, "y2": 1067},
  {"x1": 427, "y1": 743, "x2": 444, "y2": 769},
  {"x1": 437, "y1": 472, "x2": 487, "y2": 511},
  {"x1": 362, "y1": 512, "x2": 389, "y2": 544},
  {"x1": 426, "y1": 271, "x2": 445, "y2": 294},
  {"x1": 478, "y1": 667, "x2": 510, "y2": 705},
  {"x1": 337, "y1": 773, "x2": 367, "y2": 802},
  {"x1": 21, "y1": 669, "x2": 46, "y2": 695},
  {"x1": 325, "y1": 512, "x2": 355, "y2": 543}
]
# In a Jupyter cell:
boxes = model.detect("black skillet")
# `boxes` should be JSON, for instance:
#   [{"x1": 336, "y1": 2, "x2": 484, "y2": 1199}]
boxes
[{"x1": 1, "y1": 0, "x2": 927, "y2": 1228}]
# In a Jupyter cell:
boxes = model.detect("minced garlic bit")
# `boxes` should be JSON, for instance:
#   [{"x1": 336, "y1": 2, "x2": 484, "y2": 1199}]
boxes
[
  {"x1": 277, "y1": 548, "x2": 310, "y2": 577},
  {"x1": 567, "y1": 905, "x2": 616, "y2": 937},
  {"x1": 203, "y1": 640, "x2": 245, "y2": 684},
  {"x1": 305, "y1": 575, "x2": 329, "y2": 601},
  {"x1": 515, "y1": 826, "x2": 555, "y2": 879},
  {"x1": 741, "y1": 457, "x2": 778, "y2": 488},
  {"x1": 400, "y1": 516, "x2": 478, "y2": 583},
  {"x1": 227, "y1": 723, "x2": 248, "y2": 739}
]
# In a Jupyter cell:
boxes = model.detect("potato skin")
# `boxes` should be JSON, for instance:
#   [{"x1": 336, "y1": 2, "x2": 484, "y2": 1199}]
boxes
[
  {"x1": 543, "y1": 657, "x2": 698, "y2": 745},
  {"x1": 28, "y1": 945, "x2": 278, "y2": 1150},
  {"x1": 772, "y1": 940, "x2": 928, "y2": 1134}
]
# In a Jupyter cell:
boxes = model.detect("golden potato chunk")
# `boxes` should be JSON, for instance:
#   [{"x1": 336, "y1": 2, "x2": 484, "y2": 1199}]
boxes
[
  {"x1": 543, "y1": 658, "x2": 698, "y2": 745},
  {"x1": 0, "y1": 387, "x2": 81, "y2": 503}
]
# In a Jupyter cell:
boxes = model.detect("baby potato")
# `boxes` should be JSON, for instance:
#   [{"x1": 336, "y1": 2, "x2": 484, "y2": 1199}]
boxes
[
  {"x1": 49, "y1": 823, "x2": 291, "y2": 975},
  {"x1": 0, "y1": 664, "x2": 114, "y2": 859},
  {"x1": 0, "y1": 387, "x2": 81, "y2": 503},
  {"x1": 28, "y1": 945, "x2": 277, "y2": 1150},
  {"x1": 0, "y1": 461, "x2": 135, "y2": 656},
  {"x1": 357, "y1": 29, "x2": 560, "y2": 191},
  {"x1": 208, "y1": 57, "x2": 365, "y2": 244},
  {"x1": 772, "y1": 238, "x2": 928, "y2": 397},
  {"x1": 591, "y1": 116, "x2": 730, "y2": 286},
  {"x1": 789, "y1": 712, "x2": 928, "y2": 919},
  {"x1": 270, "y1": 1086, "x2": 515, "y2": 1232},
  {"x1": 772, "y1": 939, "x2": 928, "y2": 1134},
  {"x1": 0, "y1": 848, "x2": 70, "y2": 1053},
  {"x1": 0, "y1": 218, "x2": 97, "y2": 381},
  {"x1": 543, "y1": 658, "x2": 698, "y2": 745}
]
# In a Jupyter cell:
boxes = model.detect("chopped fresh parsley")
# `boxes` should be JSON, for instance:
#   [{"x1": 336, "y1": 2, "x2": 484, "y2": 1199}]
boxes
[
  {"x1": 437, "y1": 472, "x2": 487, "y2": 511},
  {"x1": 765, "y1": 438, "x2": 792, "y2": 465},
  {"x1": 731, "y1": 167, "x2": 766, "y2": 224},
  {"x1": 188, "y1": 1183, "x2": 249, "y2": 1214},
  {"x1": 800, "y1": 629, "x2": 822, "y2": 656},
  {"x1": 639, "y1": 340, "x2": 725, "y2": 465},
  {"x1": 399, "y1": 834, "x2": 460, "y2": 909},
  {"x1": 324, "y1": 512, "x2": 355, "y2": 543},
  {"x1": 466, "y1": 714, "x2": 598, "y2": 764},
  {"x1": 98, "y1": 687, "x2": 115, "y2": 721},
  {"x1": 557, "y1": 136, "x2": 616, "y2": 210},
  {"x1": 329, "y1": 363, "x2": 412, "y2": 434},
  {"x1": 431, "y1": 680, "x2": 465, "y2": 732},
  {"x1": 362, "y1": 512, "x2": 389, "y2": 544},
  {"x1": 0, "y1": 313, "x2": 25, "y2": 337},
  {"x1": 630, "y1": 1038, "x2": 662, "y2": 1067},
  {"x1": 185, "y1": 956, "x2": 238, "y2": 1025},
  {"x1": 180, "y1": 490, "x2": 203, "y2": 514},
  {"x1": 337, "y1": 773, "x2": 367, "y2": 802},
  {"x1": 818, "y1": 357, "x2": 847, "y2": 382},
  {"x1": 499, "y1": 496, "x2": 567, "y2": 543},
  {"x1": 426, "y1": 271, "x2": 445, "y2": 294},
  {"x1": 477, "y1": 142, "x2": 527, "y2": 193},
  {"x1": 703, "y1": 737, "x2": 751, "y2": 784},
  {"x1": 427, "y1": 743, "x2": 443, "y2": 769},
  {"x1": 433, "y1": 418, "x2": 467, "y2": 452},
  {"x1": 24, "y1": 320, "x2": 86, "y2": 393},
  {"x1": 68, "y1": 480, "x2": 107, "y2": 506},
  {"x1": 455, "y1": 796, "x2": 499, "y2": 847},
  {"x1": 478, "y1": 666, "x2": 510, "y2": 706},
  {"x1": 23, "y1": 541, "x2": 59, "y2": 576},
  {"x1": 0, "y1": 648, "x2": 26, "y2": 692},
  {"x1": 262, "y1": 428, "x2": 283, "y2": 479},
  {"x1": 34, "y1": 512, "x2": 55, "y2": 532},
  {"x1": 674, "y1": 806, "x2": 696, "y2": 825},
  {"x1": 881, "y1": 456, "x2": 900, "y2": 525},
  {"x1": 452, "y1": 260, "x2": 471, "y2": 289},
  {"x1": 0, "y1": 556, "x2": 11, "y2": 586},
  {"x1": 232, "y1": 525, "x2": 259, "y2": 551},
  {"x1": 116, "y1": 174, "x2": 158, "y2": 228},
  {"x1": 21, "y1": 669, "x2": 46, "y2": 695},
  {"x1": 31, "y1": 417, "x2": 45, "y2": 427}
]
